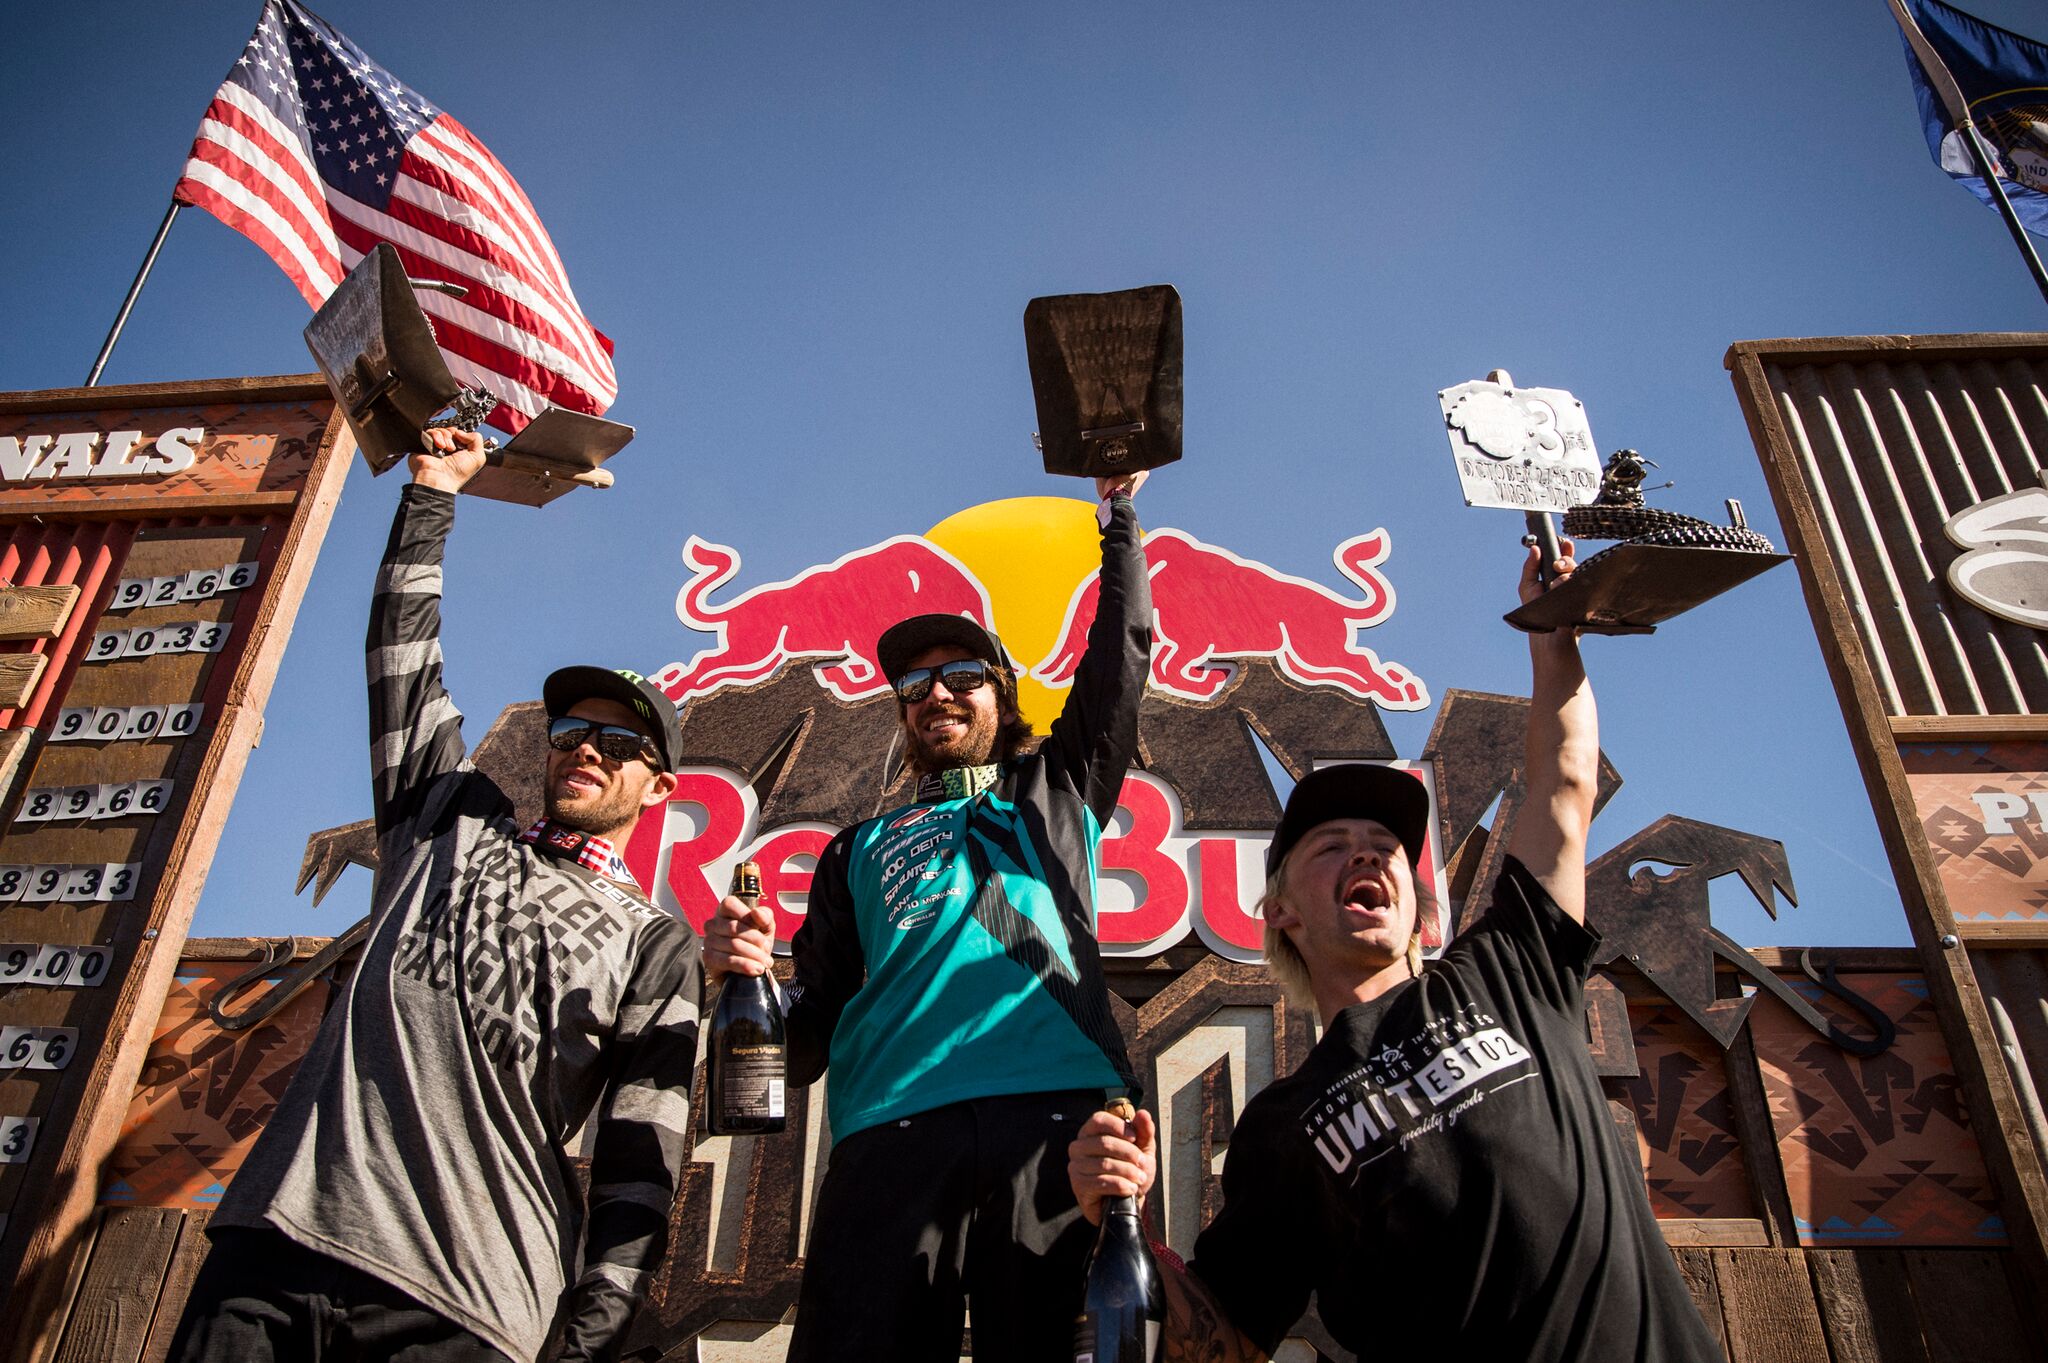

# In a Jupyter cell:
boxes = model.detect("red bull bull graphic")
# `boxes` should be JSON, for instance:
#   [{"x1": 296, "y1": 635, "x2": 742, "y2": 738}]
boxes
[
  {"x1": 649, "y1": 534, "x2": 993, "y2": 703},
  {"x1": 1033, "y1": 528, "x2": 1428, "y2": 707},
  {"x1": 629, "y1": 497, "x2": 1439, "y2": 964}
]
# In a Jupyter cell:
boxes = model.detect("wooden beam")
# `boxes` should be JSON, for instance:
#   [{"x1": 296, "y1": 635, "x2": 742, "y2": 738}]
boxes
[
  {"x1": 0, "y1": 492, "x2": 302, "y2": 526},
  {"x1": 1727, "y1": 340, "x2": 2048, "y2": 1299},
  {"x1": 0, "y1": 587, "x2": 79, "y2": 642},
  {"x1": 1712, "y1": 1248, "x2": 1832, "y2": 1363},
  {"x1": 1890, "y1": 714, "x2": 2048, "y2": 741},
  {"x1": 48, "y1": 1208, "x2": 183, "y2": 1363},
  {"x1": 179, "y1": 936, "x2": 332, "y2": 962},
  {"x1": 1725, "y1": 1029, "x2": 1802, "y2": 1248},
  {"x1": 0, "y1": 374, "x2": 332, "y2": 415},
  {"x1": 1955, "y1": 921, "x2": 2048, "y2": 947},
  {"x1": 0, "y1": 728, "x2": 34, "y2": 811},
  {"x1": 1657, "y1": 1218, "x2": 1771, "y2": 1247},
  {"x1": 1903, "y1": 1249, "x2": 2041, "y2": 1363},
  {"x1": 1740, "y1": 947, "x2": 1920, "y2": 971},
  {"x1": 1670, "y1": 1246, "x2": 1731, "y2": 1359},
  {"x1": 0, "y1": 655, "x2": 47, "y2": 710},
  {"x1": 138, "y1": 1212, "x2": 209, "y2": 1363},
  {"x1": 1807, "y1": 1250, "x2": 1930, "y2": 1363}
]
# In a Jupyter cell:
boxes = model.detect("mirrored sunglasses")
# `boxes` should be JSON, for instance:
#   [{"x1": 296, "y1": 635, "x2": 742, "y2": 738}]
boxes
[
  {"x1": 547, "y1": 715, "x2": 660, "y2": 765},
  {"x1": 893, "y1": 658, "x2": 995, "y2": 705}
]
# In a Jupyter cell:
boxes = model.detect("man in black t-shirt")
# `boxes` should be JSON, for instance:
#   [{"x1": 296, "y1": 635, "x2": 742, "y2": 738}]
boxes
[{"x1": 1068, "y1": 543, "x2": 1723, "y2": 1362}]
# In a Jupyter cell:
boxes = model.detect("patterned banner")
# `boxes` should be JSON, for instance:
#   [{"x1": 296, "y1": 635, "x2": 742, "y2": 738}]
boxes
[
  {"x1": 1616, "y1": 1000, "x2": 1755, "y2": 1220},
  {"x1": 1752, "y1": 973, "x2": 2004, "y2": 1246},
  {"x1": 1901, "y1": 740, "x2": 2048, "y2": 923},
  {"x1": 99, "y1": 959, "x2": 329, "y2": 1209}
]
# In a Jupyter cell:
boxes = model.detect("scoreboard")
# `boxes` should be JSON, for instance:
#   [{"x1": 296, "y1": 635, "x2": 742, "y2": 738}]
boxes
[{"x1": 0, "y1": 376, "x2": 349, "y2": 1349}]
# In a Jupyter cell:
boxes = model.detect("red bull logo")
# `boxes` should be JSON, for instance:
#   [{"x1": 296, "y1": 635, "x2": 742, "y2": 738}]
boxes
[
  {"x1": 635, "y1": 497, "x2": 1440, "y2": 963},
  {"x1": 649, "y1": 534, "x2": 992, "y2": 703},
  {"x1": 1033, "y1": 528, "x2": 1427, "y2": 707}
]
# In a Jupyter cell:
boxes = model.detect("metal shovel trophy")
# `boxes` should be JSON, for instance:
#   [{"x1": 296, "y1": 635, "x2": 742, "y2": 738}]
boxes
[
  {"x1": 1438, "y1": 370, "x2": 1787, "y2": 634},
  {"x1": 304, "y1": 243, "x2": 634, "y2": 507},
  {"x1": 1025, "y1": 284, "x2": 1183, "y2": 478}
]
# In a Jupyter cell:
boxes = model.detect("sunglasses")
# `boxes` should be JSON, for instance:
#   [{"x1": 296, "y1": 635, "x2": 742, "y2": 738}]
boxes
[
  {"x1": 893, "y1": 658, "x2": 997, "y2": 705},
  {"x1": 547, "y1": 716, "x2": 660, "y2": 766}
]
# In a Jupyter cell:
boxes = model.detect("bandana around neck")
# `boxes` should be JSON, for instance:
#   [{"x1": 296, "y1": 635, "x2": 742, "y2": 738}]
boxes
[
  {"x1": 917, "y1": 763, "x2": 1001, "y2": 804},
  {"x1": 520, "y1": 818, "x2": 634, "y2": 885}
]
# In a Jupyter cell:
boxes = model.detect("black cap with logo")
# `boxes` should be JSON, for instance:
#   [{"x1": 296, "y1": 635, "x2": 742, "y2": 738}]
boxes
[{"x1": 542, "y1": 667, "x2": 684, "y2": 771}]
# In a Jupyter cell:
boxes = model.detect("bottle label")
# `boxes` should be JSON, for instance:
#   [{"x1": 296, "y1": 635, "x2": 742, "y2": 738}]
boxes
[{"x1": 721, "y1": 1047, "x2": 786, "y2": 1120}]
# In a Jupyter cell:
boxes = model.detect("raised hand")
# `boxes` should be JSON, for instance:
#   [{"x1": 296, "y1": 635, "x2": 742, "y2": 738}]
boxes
[{"x1": 408, "y1": 426, "x2": 489, "y2": 493}]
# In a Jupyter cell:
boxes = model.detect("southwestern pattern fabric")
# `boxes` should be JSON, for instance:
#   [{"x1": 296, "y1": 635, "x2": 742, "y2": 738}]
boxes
[{"x1": 1752, "y1": 973, "x2": 2005, "y2": 1246}]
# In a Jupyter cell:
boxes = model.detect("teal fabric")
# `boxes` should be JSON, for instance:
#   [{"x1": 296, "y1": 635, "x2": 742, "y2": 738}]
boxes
[{"x1": 824, "y1": 790, "x2": 1121, "y2": 1138}]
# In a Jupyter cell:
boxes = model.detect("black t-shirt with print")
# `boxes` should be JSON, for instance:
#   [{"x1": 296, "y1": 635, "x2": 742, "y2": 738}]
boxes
[{"x1": 1188, "y1": 856, "x2": 1720, "y2": 1361}]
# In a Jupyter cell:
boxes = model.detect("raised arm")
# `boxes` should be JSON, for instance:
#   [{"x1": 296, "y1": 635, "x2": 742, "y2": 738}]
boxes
[
  {"x1": 1504, "y1": 540, "x2": 1600, "y2": 923},
  {"x1": 556, "y1": 922, "x2": 703, "y2": 1363},
  {"x1": 365, "y1": 431, "x2": 487, "y2": 833},
  {"x1": 1045, "y1": 473, "x2": 1154, "y2": 823}
]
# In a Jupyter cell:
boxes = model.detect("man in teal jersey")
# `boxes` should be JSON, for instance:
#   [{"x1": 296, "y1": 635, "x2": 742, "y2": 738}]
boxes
[{"x1": 705, "y1": 472, "x2": 1151, "y2": 1361}]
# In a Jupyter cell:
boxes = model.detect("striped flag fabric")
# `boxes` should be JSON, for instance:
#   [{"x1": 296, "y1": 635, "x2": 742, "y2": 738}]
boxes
[{"x1": 174, "y1": 0, "x2": 617, "y2": 432}]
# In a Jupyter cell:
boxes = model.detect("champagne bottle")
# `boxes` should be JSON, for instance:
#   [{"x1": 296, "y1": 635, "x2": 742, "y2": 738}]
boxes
[
  {"x1": 1073, "y1": 1098, "x2": 1164, "y2": 1363},
  {"x1": 706, "y1": 860, "x2": 787, "y2": 1135}
]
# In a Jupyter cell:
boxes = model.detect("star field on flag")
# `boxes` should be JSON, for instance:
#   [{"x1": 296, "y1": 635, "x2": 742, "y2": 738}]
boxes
[{"x1": 175, "y1": 0, "x2": 618, "y2": 432}]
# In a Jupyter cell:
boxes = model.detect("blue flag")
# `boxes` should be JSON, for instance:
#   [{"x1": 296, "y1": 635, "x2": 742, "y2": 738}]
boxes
[{"x1": 1897, "y1": 0, "x2": 2048, "y2": 235}]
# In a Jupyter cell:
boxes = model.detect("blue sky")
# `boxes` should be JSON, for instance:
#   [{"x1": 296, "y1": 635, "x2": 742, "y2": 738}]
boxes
[{"x1": 4, "y1": 0, "x2": 2043, "y2": 944}]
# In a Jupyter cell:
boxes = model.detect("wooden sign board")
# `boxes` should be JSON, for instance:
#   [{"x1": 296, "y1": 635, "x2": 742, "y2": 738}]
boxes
[
  {"x1": 1727, "y1": 332, "x2": 2048, "y2": 1300},
  {"x1": 0, "y1": 376, "x2": 351, "y2": 1356}
]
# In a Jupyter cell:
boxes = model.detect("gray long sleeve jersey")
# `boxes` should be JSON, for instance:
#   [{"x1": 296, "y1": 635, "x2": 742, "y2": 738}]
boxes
[{"x1": 213, "y1": 485, "x2": 702, "y2": 1363}]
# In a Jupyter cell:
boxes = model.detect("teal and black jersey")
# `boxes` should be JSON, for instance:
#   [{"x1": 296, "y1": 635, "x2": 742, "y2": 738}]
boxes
[{"x1": 785, "y1": 494, "x2": 1150, "y2": 1143}]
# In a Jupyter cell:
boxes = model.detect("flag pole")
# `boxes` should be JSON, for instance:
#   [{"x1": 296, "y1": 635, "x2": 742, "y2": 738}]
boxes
[
  {"x1": 1889, "y1": 0, "x2": 2048, "y2": 308},
  {"x1": 84, "y1": 199, "x2": 183, "y2": 388}
]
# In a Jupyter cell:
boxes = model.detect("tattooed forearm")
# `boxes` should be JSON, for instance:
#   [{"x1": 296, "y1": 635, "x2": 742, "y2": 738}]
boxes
[{"x1": 1161, "y1": 1259, "x2": 1266, "y2": 1363}]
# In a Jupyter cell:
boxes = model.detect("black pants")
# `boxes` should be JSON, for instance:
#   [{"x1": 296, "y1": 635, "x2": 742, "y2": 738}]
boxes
[
  {"x1": 788, "y1": 1088, "x2": 1102, "y2": 1363},
  {"x1": 166, "y1": 1227, "x2": 510, "y2": 1363}
]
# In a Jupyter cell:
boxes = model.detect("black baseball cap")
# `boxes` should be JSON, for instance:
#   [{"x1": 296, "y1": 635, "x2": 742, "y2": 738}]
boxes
[
  {"x1": 542, "y1": 666, "x2": 684, "y2": 771},
  {"x1": 877, "y1": 614, "x2": 1015, "y2": 685},
  {"x1": 1266, "y1": 764, "x2": 1432, "y2": 877}
]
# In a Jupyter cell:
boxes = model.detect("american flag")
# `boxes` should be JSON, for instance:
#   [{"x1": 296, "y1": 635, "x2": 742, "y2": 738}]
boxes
[{"x1": 175, "y1": 0, "x2": 617, "y2": 432}]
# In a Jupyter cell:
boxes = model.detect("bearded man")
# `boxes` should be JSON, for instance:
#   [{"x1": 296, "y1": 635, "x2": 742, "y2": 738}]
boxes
[{"x1": 706, "y1": 472, "x2": 1153, "y2": 1361}]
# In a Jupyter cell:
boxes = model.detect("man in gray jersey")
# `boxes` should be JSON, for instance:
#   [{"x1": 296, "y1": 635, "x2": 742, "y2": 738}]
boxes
[{"x1": 169, "y1": 431, "x2": 704, "y2": 1363}]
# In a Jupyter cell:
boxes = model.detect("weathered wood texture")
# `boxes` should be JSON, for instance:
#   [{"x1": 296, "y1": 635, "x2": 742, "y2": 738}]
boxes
[
  {"x1": 1904, "y1": 1249, "x2": 2040, "y2": 1363},
  {"x1": 0, "y1": 728, "x2": 32, "y2": 814},
  {"x1": 1714, "y1": 1248, "x2": 1833, "y2": 1363},
  {"x1": 1672, "y1": 1247, "x2": 1731, "y2": 1359},
  {"x1": 0, "y1": 654, "x2": 48, "y2": 709},
  {"x1": 49, "y1": 1207, "x2": 183, "y2": 1363},
  {"x1": 138, "y1": 1212, "x2": 209, "y2": 1363},
  {"x1": 1808, "y1": 1250, "x2": 1930, "y2": 1363},
  {"x1": 0, "y1": 586, "x2": 80, "y2": 642}
]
